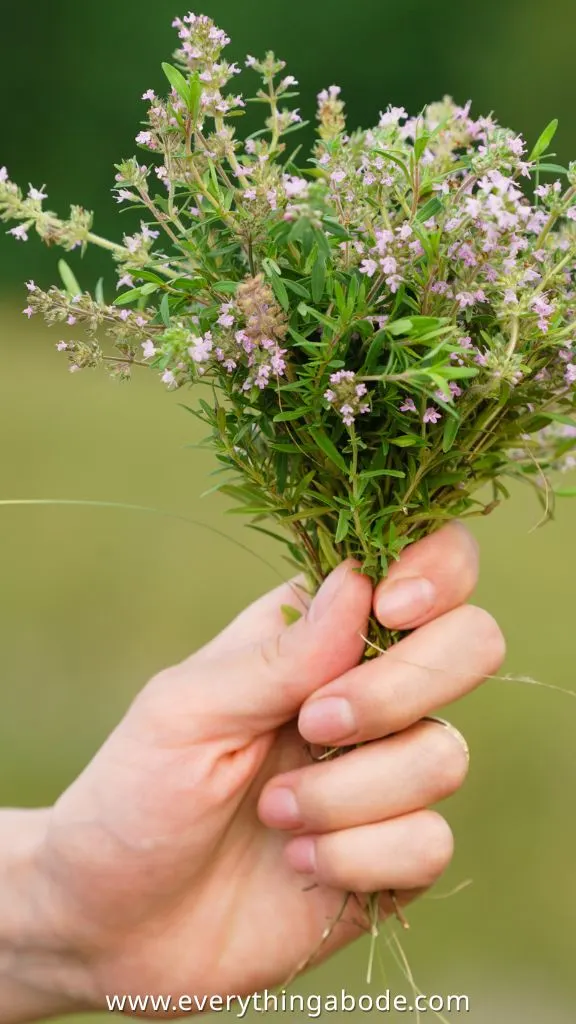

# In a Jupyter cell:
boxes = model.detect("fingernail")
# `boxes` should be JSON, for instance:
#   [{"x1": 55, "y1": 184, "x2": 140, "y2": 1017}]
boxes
[
  {"x1": 286, "y1": 836, "x2": 317, "y2": 874},
  {"x1": 375, "y1": 576, "x2": 436, "y2": 627},
  {"x1": 308, "y1": 562, "x2": 348, "y2": 623},
  {"x1": 425, "y1": 715, "x2": 471, "y2": 765},
  {"x1": 259, "y1": 787, "x2": 301, "y2": 829},
  {"x1": 299, "y1": 696, "x2": 356, "y2": 743}
]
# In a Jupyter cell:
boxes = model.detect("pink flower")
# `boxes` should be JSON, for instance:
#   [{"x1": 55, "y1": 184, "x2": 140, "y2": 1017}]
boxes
[
  {"x1": 22, "y1": 306, "x2": 34, "y2": 318},
  {"x1": 116, "y1": 273, "x2": 134, "y2": 291},
  {"x1": 283, "y1": 175, "x2": 308, "y2": 198},
  {"x1": 136, "y1": 131, "x2": 154, "y2": 147},
  {"x1": 141, "y1": 341, "x2": 157, "y2": 360},
  {"x1": 400, "y1": 398, "x2": 417, "y2": 413},
  {"x1": 0, "y1": 166, "x2": 8, "y2": 182},
  {"x1": 27, "y1": 185, "x2": 47, "y2": 202},
  {"x1": 217, "y1": 312, "x2": 235, "y2": 328},
  {"x1": 339, "y1": 403, "x2": 355, "y2": 426},
  {"x1": 360, "y1": 258, "x2": 378, "y2": 278},
  {"x1": 188, "y1": 335, "x2": 213, "y2": 363},
  {"x1": 380, "y1": 255, "x2": 397, "y2": 275},
  {"x1": 66, "y1": 315, "x2": 77, "y2": 325},
  {"x1": 140, "y1": 222, "x2": 160, "y2": 242},
  {"x1": 56, "y1": 341, "x2": 68, "y2": 351},
  {"x1": 423, "y1": 406, "x2": 441, "y2": 424},
  {"x1": 142, "y1": 89, "x2": 155, "y2": 101},
  {"x1": 8, "y1": 225, "x2": 28, "y2": 241},
  {"x1": 25, "y1": 280, "x2": 36, "y2": 292},
  {"x1": 161, "y1": 369, "x2": 177, "y2": 388},
  {"x1": 378, "y1": 105, "x2": 408, "y2": 127}
]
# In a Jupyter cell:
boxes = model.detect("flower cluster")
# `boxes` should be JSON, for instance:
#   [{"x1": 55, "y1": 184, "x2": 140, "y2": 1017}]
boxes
[
  {"x1": 3, "y1": 10, "x2": 576, "y2": 585},
  {"x1": 324, "y1": 371, "x2": 370, "y2": 426}
]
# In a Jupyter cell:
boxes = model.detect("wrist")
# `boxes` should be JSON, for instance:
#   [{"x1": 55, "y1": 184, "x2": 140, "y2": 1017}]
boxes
[{"x1": 0, "y1": 808, "x2": 94, "y2": 1023}]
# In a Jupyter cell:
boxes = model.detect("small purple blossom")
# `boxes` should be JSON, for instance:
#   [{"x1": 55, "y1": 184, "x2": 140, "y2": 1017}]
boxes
[
  {"x1": 400, "y1": 398, "x2": 417, "y2": 413},
  {"x1": 8, "y1": 225, "x2": 28, "y2": 242},
  {"x1": 27, "y1": 185, "x2": 47, "y2": 202},
  {"x1": 189, "y1": 334, "x2": 213, "y2": 363},
  {"x1": 423, "y1": 406, "x2": 442, "y2": 424},
  {"x1": 360, "y1": 259, "x2": 378, "y2": 278},
  {"x1": 141, "y1": 341, "x2": 157, "y2": 360},
  {"x1": 161, "y1": 369, "x2": 177, "y2": 388},
  {"x1": 22, "y1": 306, "x2": 34, "y2": 318}
]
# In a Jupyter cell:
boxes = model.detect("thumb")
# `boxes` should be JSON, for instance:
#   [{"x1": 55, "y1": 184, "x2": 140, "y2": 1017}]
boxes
[{"x1": 189, "y1": 560, "x2": 372, "y2": 739}]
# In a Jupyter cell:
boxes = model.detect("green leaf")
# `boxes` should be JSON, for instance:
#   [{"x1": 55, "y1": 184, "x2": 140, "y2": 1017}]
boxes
[
  {"x1": 273, "y1": 407, "x2": 309, "y2": 422},
  {"x1": 298, "y1": 304, "x2": 338, "y2": 329},
  {"x1": 269, "y1": 273, "x2": 289, "y2": 311},
  {"x1": 309, "y1": 427, "x2": 348, "y2": 473},
  {"x1": 311, "y1": 254, "x2": 326, "y2": 303},
  {"x1": 529, "y1": 119, "x2": 559, "y2": 162},
  {"x1": 282, "y1": 506, "x2": 332, "y2": 523},
  {"x1": 442, "y1": 415, "x2": 460, "y2": 452},
  {"x1": 159, "y1": 293, "x2": 171, "y2": 327},
  {"x1": 58, "y1": 259, "x2": 81, "y2": 298},
  {"x1": 414, "y1": 132, "x2": 431, "y2": 163},
  {"x1": 335, "y1": 509, "x2": 351, "y2": 543},
  {"x1": 389, "y1": 434, "x2": 425, "y2": 447},
  {"x1": 555, "y1": 488, "x2": 576, "y2": 497},
  {"x1": 283, "y1": 279, "x2": 310, "y2": 299},
  {"x1": 212, "y1": 280, "x2": 239, "y2": 294},
  {"x1": 162, "y1": 62, "x2": 190, "y2": 107},
  {"x1": 362, "y1": 329, "x2": 388, "y2": 374},
  {"x1": 113, "y1": 287, "x2": 143, "y2": 305},
  {"x1": 535, "y1": 163, "x2": 568, "y2": 175},
  {"x1": 359, "y1": 468, "x2": 406, "y2": 479},
  {"x1": 281, "y1": 604, "x2": 303, "y2": 625},
  {"x1": 541, "y1": 412, "x2": 576, "y2": 428},
  {"x1": 95, "y1": 277, "x2": 105, "y2": 306},
  {"x1": 188, "y1": 72, "x2": 202, "y2": 120},
  {"x1": 415, "y1": 197, "x2": 443, "y2": 223},
  {"x1": 387, "y1": 318, "x2": 413, "y2": 336}
]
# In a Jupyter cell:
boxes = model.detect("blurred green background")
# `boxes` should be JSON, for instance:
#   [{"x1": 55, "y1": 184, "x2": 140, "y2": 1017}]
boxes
[{"x1": 1, "y1": 0, "x2": 576, "y2": 1020}]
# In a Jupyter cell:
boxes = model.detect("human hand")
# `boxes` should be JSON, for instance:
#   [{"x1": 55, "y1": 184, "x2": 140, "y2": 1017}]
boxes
[{"x1": 4, "y1": 522, "x2": 504, "y2": 1019}]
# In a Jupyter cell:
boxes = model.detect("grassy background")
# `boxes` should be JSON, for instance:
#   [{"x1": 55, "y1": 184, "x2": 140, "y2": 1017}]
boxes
[
  {"x1": 1, "y1": 307, "x2": 575, "y2": 1021},
  {"x1": 2, "y1": 0, "x2": 576, "y2": 1019}
]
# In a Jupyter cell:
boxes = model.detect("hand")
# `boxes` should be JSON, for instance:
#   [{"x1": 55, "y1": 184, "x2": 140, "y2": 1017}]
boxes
[{"x1": 2, "y1": 523, "x2": 504, "y2": 1019}]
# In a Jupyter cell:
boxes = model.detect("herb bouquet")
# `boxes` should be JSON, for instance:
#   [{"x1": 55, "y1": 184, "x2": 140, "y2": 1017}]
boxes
[{"x1": 2, "y1": 7, "x2": 576, "y2": 968}]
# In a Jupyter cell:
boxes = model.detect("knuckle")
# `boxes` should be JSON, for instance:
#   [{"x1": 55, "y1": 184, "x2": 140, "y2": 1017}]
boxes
[
  {"x1": 461, "y1": 604, "x2": 506, "y2": 673},
  {"x1": 417, "y1": 812, "x2": 454, "y2": 885},
  {"x1": 316, "y1": 833, "x2": 354, "y2": 887}
]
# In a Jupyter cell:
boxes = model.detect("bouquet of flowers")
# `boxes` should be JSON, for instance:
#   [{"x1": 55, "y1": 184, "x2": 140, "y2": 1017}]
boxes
[{"x1": 2, "y1": 9, "x2": 576, "y2": 755}]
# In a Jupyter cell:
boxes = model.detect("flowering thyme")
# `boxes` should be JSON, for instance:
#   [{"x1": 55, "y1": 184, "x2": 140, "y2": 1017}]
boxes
[{"x1": 2, "y1": 11, "x2": 576, "y2": 584}]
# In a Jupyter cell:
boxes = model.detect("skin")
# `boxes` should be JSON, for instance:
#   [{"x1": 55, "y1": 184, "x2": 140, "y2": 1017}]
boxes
[{"x1": 0, "y1": 522, "x2": 505, "y2": 1021}]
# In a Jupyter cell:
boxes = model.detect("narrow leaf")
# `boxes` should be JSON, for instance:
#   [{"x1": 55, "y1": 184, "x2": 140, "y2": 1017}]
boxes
[
  {"x1": 58, "y1": 259, "x2": 81, "y2": 298},
  {"x1": 529, "y1": 119, "x2": 559, "y2": 162}
]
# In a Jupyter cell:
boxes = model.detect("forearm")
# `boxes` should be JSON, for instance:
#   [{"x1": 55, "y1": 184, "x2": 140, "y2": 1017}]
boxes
[{"x1": 0, "y1": 809, "x2": 87, "y2": 1024}]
